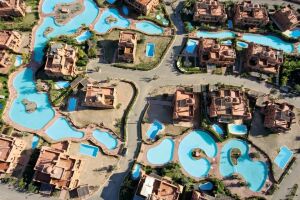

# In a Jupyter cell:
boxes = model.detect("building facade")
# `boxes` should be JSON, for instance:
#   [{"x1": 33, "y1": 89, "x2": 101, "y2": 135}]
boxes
[
  {"x1": 0, "y1": 0, "x2": 26, "y2": 17},
  {"x1": 193, "y1": 0, "x2": 227, "y2": 24},
  {"x1": 233, "y1": 1, "x2": 269, "y2": 27},
  {"x1": 173, "y1": 89, "x2": 196, "y2": 123},
  {"x1": 0, "y1": 50, "x2": 13, "y2": 74},
  {"x1": 272, "y1": 6, "x2": 299, "y2": 31},
  {"x1": 124, "y1": 0, "x2": 159, "y2": 15},
  {"x1": 117, "y1": 31, "x2": 137, "y2": 63},
  {"x1": 0, "y1": 30, "x2": 22, "y2": 52}
]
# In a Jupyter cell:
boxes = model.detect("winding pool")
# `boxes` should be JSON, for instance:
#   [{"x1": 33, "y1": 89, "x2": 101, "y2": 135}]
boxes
[
  {"x1": 94, "y1": 8, "x2": 130, "y2": 34},
  {"x1": 147, "y1": 138, "x2": 174, "y2": 165},
  {"x1": 45, "y1": 117, "x2": 84, "y2": 140},
  {"x1": 196, "y1": 31, "x2": 236, "y2": 39},
  {"x1": 219, "y1": 139, "x2": 268, "y2": 192},
  {"x1": 9, "y1": 68, "x2": 55, "y2": 130},
  {"x1": 178, "y1": 130, "x2": 217, "y2": 178},
  {"x1": 92, "y1": 129, "x2": 118, "y2": 150},
  {"x1": 42, "y1": 0, "x2": 76, "y2": 14},
  {"x1": 135, "y1": 21, "x2": 163, "y2": 35}
]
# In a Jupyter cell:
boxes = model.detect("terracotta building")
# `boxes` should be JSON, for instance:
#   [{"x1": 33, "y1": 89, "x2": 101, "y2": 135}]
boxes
[
  {"x1": 193, "y1": 0, "x2": 227, "y2": 24},
  {"x1": 272, "y1": 6, "x2": 299, "y2": 31},
  {"x1": 0, "y1": 50, "x2": 13, "y2": 74},
  {"x1": 117, "y1": 31, "x2": 137, "y2": 63},
  {"x1": 233, "y1": 1, "x2": 269, "y2": 27},
  {"x1": 208, "y1": 88, "x2": 252, "y2": 123},
  {"x1": 33, "y1": 145, "x2": 82, "y2": 191},
  {"x1": 263, "y1": 101, "x2": 295, "y2": 132},
  {"x1": 0, "y1": 30, "x2": 22, "y2": 52},
  {"x1": 135, "y1": 173, "x2": 183, "y2": 200},
  {"x1": 124, "y1": 0, "x2": 159, "y2": 15},
  {"x1": 245, "y1": 43, "x2": 283, "y2": 75},
  {"x1": 198, "y1": 38, "x2": 236, "y2": 68},
  {"x1": 0, "y1": 0, "x2": 26, "y2": 17},
  {"x1": 0, "y1": 135, "x2": 25, "y2": 177},
  {"x1": 81, "y1": 84, "x2": 116, "y2": 109},
  {"x1": 44, "y1": 43, "x2": 78, "y2": 77},
  {"x1": 173, "y1": 89, "x2": 196, "y2": 123}
]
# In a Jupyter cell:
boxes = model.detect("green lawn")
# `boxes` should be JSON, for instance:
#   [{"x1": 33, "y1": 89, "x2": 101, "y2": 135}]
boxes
[{"x1": 0, "y1": 75, "x2": 9, "y2": 120}]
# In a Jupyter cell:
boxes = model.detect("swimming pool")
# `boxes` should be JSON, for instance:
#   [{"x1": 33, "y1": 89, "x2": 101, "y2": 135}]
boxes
[
  {"x1": 54, "y1": 81, "x2": 70, "y2": 89},
  {"x1": 286, "y1": 28, "x2": 300, "y2": 39},
  {"x1": 228, "y1": 124, "x2": 247, "y2": 135},
  {"x1": 45, "y1": 117, "x2": 84, "y2": 140},
  {"x1": 67, "y1": 97, "x2": 77, "y2": 112},
  {"x1": 146, "y1": 43, "x2": 155, "y2": 57},
  {"x1": 146, "y1": 120, "x2": 164, "y2": 140},
  {"x1": 79, "y1": 143, "x2": 98, "y2": 157},
  {"x1": 76, "y1": 31, "x2": 92, "y2": 43},
  {"x1": 135, "y1": 21, "x2": 164, "y2": 35},
  {"x1": 274, "y1": 146, "x2": 293, "y2": 169},
  {"x1": 131, "y1": 163, "x2": 141, "y2": 180},
  {"x1": 94, "y1": 8, "x2": 130, "y2": 34},
  {"x1": 31, "y1": 135, "x2": 39, "y2": 149},
  {"x1": 92, "y1": 129, "x2": 118, "y2": 150},
  {"x1": 196, "y1": 31, "x2": 236, "y2": 39},
  {"x1": 9, "y1": 68, "x2": 55, "y2": 130},
  {"x1": 185, "y1": 39, "x2": 198, "y2": 54},
  {"x1": 42, "y1": 0, "x2": 76, "y2": 14},
  {"x1": 122, "y1": 6, "x2": 129, "y2": 16},
  {"x1": 219, "y1": 139, "x2": 268, "y2": 192},
  {"x1": 212, "y1": 124, "x2": 224, "y2": 135},
  {"x1": 106, "y1": 0, "x2": 116, "y2": 4},
  {"x1": 147, "y1": 138, "x2": 174, "y2": 165},
  {"x1": 199, "y1": 182, "x2": 213, "y2": 191},
  {"x1": 178, "y1": 130, "x2": 217, "y2": 178},
  {"x1": 237, "y1": 41, "x2": 248, "y2": 48},
  {"x1": 221, "y1": 40, "x2": 232, "y2": 46},
  {"x1": 14, "y1": 55, "x2": 23, "y2": 67},
  {"x1": 228, "y1": 20, "x2": 233, "y2": 29}
]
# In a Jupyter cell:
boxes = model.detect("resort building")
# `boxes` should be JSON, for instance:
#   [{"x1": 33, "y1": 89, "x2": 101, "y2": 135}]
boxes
[
  {"x1": 0, "y1": 50, "x2": 13, "y2": 74},
  {"x1": 0, "y1": 0, "x2": 26, "y2": 17},
  {"x1": 33, "y1": 145, "x2": 82, "y2": 191},
  {"x1": 198, "y1": 38, "x2": 236, "y2": 69},
  {"x1": 117, "y1": 31, "x2": 137, "y2": 63},
  {"x1": 193, "y1": 0, "x2": 227, "y2": 24},
  {"x1": 44, "y1": 43, "x2": 78, "y2": 77},
  {"x1": 0, "y1": 135, "x2": 25, "y2": 177},
  {"x1": 124, "y1": 0, "x2": 159, "y2": 15},
  {"x1": 245, "y1": 43, "x2": 283, "y2": 75},
  {"x1": 263, "y1": 101, "x2": 295, "y2": 132},
  {"x1": 135, "y1": 173, "x2": 183, "y2": 200},
  {"x1": 81, "y1": 84, "x2": 116, "y2": 109},
  {"x1": 0, "y1": 30, "x2": 22, "y2": 52},
  {"x1": 233, "y1": 1, "x2": 269, "y2": 27},
  {"x1": 173, "y1": 89, "x2": 196, "y2": 123},
  {"x1": 208, "y1": 88, "x2": 252, "y2": 123},
  {"x1": 272, "y1": 6, "x2": 299, "y2": 31}
]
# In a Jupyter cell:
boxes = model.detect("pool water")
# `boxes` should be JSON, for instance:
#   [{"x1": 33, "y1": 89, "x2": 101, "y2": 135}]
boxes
[
  {"x1": 228, "y1": 124, "x2": 247, "y2": 135},
  {"x1": 196, "y1": 31, "x2": 236, "y2": 39},
  {"x1": 147, "y1": 138, "x2": 174, "y2": 165},
  {"x1": 228, "y1": 20, "x2": 233, "y2": 29},
  {"x1": 9, "y1": 68, "x2": 55, "y2": 130},
  {"x1": 185, "y1": 39, "x2": 198, "y2": 54},
  {"x1": 221, "y1": 40, "x2": 232, "y2": 46},
  {"x1": 237, "y1": 41, "x2": 248, "y2": 48},
  {"x1": 122, "y1": 6, "x2": 129, "y2": 16},
  {"x1": 31, "y1": 135, "x2": 39, "y2": 149},
  {"x1": 199, "y1": 182, "x2": 213, "y2": 191},
  {"x1": 212, "y1": 124, "x2": 224, "y2": 135},
  {"x1": 94, "y1": 8, "x2": 130, "y2": 34},
  {"x1": 135, "y1": 21, "x2": 163, "y2": 35},
  {"x1": 76, "y1": 31, "x2": 92, "y2": 43},
  {"x1": 42, "y1": 0, "x2": 75, "y2": 14},
  {"x1": 219, "y1": 139, "x2": 268, "y2": 192},
  {"x1": 0, "y1": 103, "x2": 3, "y2": 110},
  {"x1": 54, "y1": 81, "x2": 70, "y2": 89},
  {"x1": 14, "y1": 55, "x2": 23, "y2": 67},
  {"x1": 146, "y1": 43, "x2": 155, "y2": 57},
  {"x1": 178, "y1": 130, "x2": 217, "y2": 178},
  {"x1": 92, "y1": 129, "x2": 118, "y2": 150},
  {"x1": 79, "y1": 143, "x2": 98, "y2": 157},
  {"x1": 131, "y1": 163, "x2": 141, "y2": 180},
  {"x1": 67, "y1": 97, "x2": 77, "y2": 112},
  {"x1": 274, "y1": 146, "x2": 293, "y2": 169},
  {"x1": 106, "y1": 0, "x2": 116, "y2": 4},
  {"x1": 287, "y1": 28, "x2": 300, "y2": 39},
  {"x1": 146, "y1": 120, "x2": 164, "y2": 140},
  {"x1": 45, "y1": 117, "x2": 84, "y2": 140}
]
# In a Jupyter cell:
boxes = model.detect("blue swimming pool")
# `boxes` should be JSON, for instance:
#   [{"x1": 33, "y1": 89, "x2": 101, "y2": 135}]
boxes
[
  {"x1": 178, "y1": 130, "x2": 217, "y2": 178},
  {"x1": 146, "y1": 43, "x2": 155, "y2": 57},
  {"x1": 212, "y1": 124, "x2": 224, "y2": 135},
  {"x1": 79, "y1": 143, "x2": 98, "y2": 157},
  {"x1": 54, "y1": 81, "x2": 70, "y2": 89},
  {"x1": 146, "y1": 120, "x2": 164, "y2": 140},
  {"x1": 9, "y1": 68, "x2": 55, "y2": 130},
  {"x1": 14, "y1": 55, "x2": 23, "y2": 67},
  {"x1": 42, "y1": 0, "x2": 76, "y2": 14},
  {"x1": 237, "y1": 41, "x2": 248, "y2": 48},
  {"x1": 274, "y1": 146, "x2": 293, "y2": 169},
  {"x1": 221, "y1": 40, "x2": 232, "y2": 46},
  {"x1": 45, "y1": 117, "x2": 84, "y2": 140},
  {"x1": 76, "y1": 31, "x2": 92, "y2": 43},
  {"x1": 0, "y1": 103, "x2": 3, "y2": 110},
  {"x1": 92, "y1": 129, "x2": 118, "y2": 150},
  {"x1": 131, "y1": 163, "x2": 141, "y2": 180},
  {"x1": 199, "y1": 182, "x2": 213, "y2": 191},
  {"x1": 228, "y1": 20, "x2": 233, "y2": 29},
  {"x1": 67, "y1": 97, "x2": 77, "y2": 112},
  {"x1": 122, "y1": 6, "x2": 129, "y2": 15},
  {"x1": 196, "y1": 31, "x2": 236, "y2": 39},
  {"x1": 287, "y1": 28, "x2": 300, "y2": 39},
  {"x1": 94, "y1": 8, "x2": 130, "y2": 34},
  {"x1": 106, "y1": 0, "x2": 116, "y2": 4},
  {"x1": 185, "y1": 39, "x2": 198, "y2": 54},
  {"x1": 31, "y1": 135, "x2": 39, "y2": 149},
  {"x1": 147, "y1": 138, "x2": 174, "y2": 165},
  {"x1": 228, "y1": 124, "x2": 247, "y2": 135},
  {"x1": 219, "y1": 139, "x2": 268, "y2": 192},
  {"x1": 135, "y1": 21, "x2": 163, "y2": 35}
]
